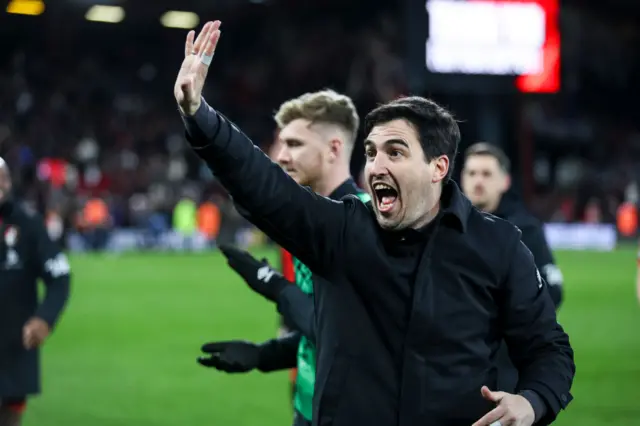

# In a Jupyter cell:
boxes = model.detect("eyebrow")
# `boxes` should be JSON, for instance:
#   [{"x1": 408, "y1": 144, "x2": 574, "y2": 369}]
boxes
[{"x1": 363, "y1": 138, "x2": 410, "y2": 149}]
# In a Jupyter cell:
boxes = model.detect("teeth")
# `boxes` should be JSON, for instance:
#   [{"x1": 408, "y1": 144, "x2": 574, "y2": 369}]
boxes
[{"x1": 373, "y1": 183, "x2": 393, "y2": 191}]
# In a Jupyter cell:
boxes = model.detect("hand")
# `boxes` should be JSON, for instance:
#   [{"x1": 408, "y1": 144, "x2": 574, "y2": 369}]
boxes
[
  {"x1": 23, "y1": 317, "x2": 50, "y2": 349},
  {"x1": 174, "y1": 20, "x2": 222, "y2": 116},
  {"x1": 219, "y1": 244, "x2": 287, "y2": 302},
  {"x1": 472, "y1": 386, "x2": 536, "y2": 426},
  {"x1": 197, "y1": 340, "x2": 261, "y2": 373}
]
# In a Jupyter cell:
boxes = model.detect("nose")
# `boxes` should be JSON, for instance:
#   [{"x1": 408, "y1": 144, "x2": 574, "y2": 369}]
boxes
[
  {"x1": 368, "y1": 154, "x2": 390, "y2": 177},
  {"x1": 275, "y1": 145, "x2": 291, "y2": 165}
]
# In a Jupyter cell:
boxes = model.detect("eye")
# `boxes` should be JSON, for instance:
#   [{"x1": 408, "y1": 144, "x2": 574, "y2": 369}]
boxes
[
  {"x1": 365, "y1": 148, "x2": 376, "y2": 159},
  {"x1": 389, "y1": 149, "x2": 403, "y2": 158}
]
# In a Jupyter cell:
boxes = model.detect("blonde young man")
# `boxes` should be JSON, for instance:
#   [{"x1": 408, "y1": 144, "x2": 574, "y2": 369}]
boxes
[{"x1": 198, "y1": 90, "x2": 370, "y2": 426}]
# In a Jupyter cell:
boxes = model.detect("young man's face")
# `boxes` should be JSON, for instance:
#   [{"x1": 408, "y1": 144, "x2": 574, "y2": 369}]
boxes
[
  {"x1": 275, "y1": 119, "x2": 330, "y2": 188},
  {"x1": 364, "y1": 119, "x2": 448, "y2": 230},
  {"x1": 461, "y1": 154, "x2": 509, "y2": 212},
  {"x1": 0, "y1": 160, "x2": 12, "y2": 205}
]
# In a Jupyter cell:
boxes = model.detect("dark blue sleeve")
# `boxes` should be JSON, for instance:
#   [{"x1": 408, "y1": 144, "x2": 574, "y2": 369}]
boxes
[
  {"x1": 520, "y1": 223, "x2": 563, "y2": 309},
  {"x1": 33, "y1": 217, "x2": 71, "y2": 329},
  {"x1": 277, "y1": 285, "x2": 316, "y2": 344},
  {"x1": 257, "y1": 332, "x2": 301, "y2": 372},
  {"x1": 181, "y1": 99, "x2": 353, "y2": 274},
  {"x1": 501, "y1": 239, "x2": 575, "y2": 426}
]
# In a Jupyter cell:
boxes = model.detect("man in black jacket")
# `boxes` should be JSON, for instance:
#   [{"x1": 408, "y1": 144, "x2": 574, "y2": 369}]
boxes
[
  {"x1": 175, "y1": 21, "x2": 574, "y2": 426},
  {"x1": 0, "y1": 157, "x2": 71, "y2": 426},
  {"x1": 461, "y1": 142, "x2": 563, "y2": 308}
]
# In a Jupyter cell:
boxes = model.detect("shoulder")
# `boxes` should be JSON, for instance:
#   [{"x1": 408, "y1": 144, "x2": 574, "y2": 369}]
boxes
[
  {"x1": 465, "y1": 208, "x2": 524, "y2": 262},
  {"x1": 468, "y1": 208, "x2": 522, "y2": 240}
]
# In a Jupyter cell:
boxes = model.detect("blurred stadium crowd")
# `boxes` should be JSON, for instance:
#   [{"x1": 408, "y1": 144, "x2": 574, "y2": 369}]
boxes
[{"x1": 0, "y1": 0, "x2": 638, "y2": 251}]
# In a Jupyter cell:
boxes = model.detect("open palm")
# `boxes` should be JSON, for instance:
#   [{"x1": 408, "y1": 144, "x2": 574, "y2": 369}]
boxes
[{"x1": 174, "y1": 20, "x2": 222, "y2": 116}]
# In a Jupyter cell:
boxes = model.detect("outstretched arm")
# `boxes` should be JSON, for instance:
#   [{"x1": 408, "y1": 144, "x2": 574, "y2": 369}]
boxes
[{"x1": 175, "y1": 21, "x2": 355, "y2": 274}]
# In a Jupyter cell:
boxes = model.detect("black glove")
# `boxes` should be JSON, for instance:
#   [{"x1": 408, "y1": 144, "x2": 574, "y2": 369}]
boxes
[
  {"x1": 218, "y1": 244, "x2": 288, "y2": 302},
  {"x1": 198, "y1": 340, "x2": 261, "y2": 373}
]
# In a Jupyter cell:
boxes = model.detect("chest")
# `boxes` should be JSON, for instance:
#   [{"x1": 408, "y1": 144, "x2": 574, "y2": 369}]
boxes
[
  {"x1": 350, "y1": 228, "x2": 504, "y2": 340},
  {"x1": 0, "y1": 221, "x2": 34, "y2": 272}
]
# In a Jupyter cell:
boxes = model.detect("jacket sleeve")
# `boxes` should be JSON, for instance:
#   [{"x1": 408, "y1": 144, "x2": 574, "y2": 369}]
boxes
[
  {"x1": 32, "y1": 217, "x2": 71, "y2": 329},
  {"x1": 277, "y1": 285, "x2": 316, "y2": 344},
  {"x1": 501, "y1": 238, "x2": 575, "y2": 426},
  {"x1": 257, "y1": 332, "x2": 301, "y2": 372},
  {"x1": 181, "y1": 99, "x2": 354, "y2": 274},
  {"x1": 520, "y1": 223, "x2": 564, "y2": 308}
]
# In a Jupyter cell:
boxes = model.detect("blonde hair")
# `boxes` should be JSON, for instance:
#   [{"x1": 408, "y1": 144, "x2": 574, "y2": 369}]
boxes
[{"x1": 274, "y1": 89, "x2": 360, "y2": 144}]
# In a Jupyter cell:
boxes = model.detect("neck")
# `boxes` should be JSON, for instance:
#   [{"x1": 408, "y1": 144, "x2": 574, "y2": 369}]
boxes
[
  {"x1": 483, "y1": 196, "x2": 502, "y2": 214},
  {"x1": 312, "y1": 166, "x2": 351, "y2": 197},
  {"x1": 412, "y1": 185, "x2": 443, "y2": 229}
]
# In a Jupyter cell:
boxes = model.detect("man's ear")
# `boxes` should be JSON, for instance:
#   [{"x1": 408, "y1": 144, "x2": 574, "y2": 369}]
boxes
[
  {"x1": 431, "y1": 155, "x2": 449, "y2": 184},
  {"x1": 328, "y1": 138, "x2": 342, "y2": 164},
  {"x1": 504, "y1": 173, "x2": 512, "y2": 191}
]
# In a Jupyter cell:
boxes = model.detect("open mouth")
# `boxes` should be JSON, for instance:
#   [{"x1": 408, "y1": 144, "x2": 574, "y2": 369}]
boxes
[{"x1": 372, "y1": 182, "x2": 399, "y2": 214}]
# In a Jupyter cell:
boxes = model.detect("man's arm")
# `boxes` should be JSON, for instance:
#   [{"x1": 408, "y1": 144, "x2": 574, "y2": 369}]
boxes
[
  {"x1": 501, "y1": 239, "x2": 575, "y2": 426},
  {"x1": 182, "y1": 99, "x2": 355, "y2": 273},
  {"x1": 33, "y1": 218, "x2": 71, "y2": 329},
  {"x1": 277, "y1": 286, "x2": 316, "y2": 344},
  {"x1": 257, "y1": 332, "x2": 301, "y2": 372},
  {"x1": 520, "y1": 223, "x2": 563, "y2": 308}
]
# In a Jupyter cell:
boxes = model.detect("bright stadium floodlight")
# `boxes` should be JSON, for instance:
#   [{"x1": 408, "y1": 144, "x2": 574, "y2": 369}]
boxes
[
  {"x1": 85, "y1": 5, "x2": 125, "y2": 23},
  {"x1": 6, "y1": 0, "x2": 45, "y2": 16},
  {"x1": 160, "y1": 11, "x2": 200, "y2": 29}
]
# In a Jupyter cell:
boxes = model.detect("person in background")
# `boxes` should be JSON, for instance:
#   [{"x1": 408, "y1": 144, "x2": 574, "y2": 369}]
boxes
[
  {"x1": 172, "y1": 195, "x2": 197, "y2": 251},
  {"x1": 77, "y1": 197, "x2": 111, "y2": 252},
  {"x1": 461, "y1": 143, "x2": 564, "y2": 307},
  {"x1": 199, "y1": 89, "x2": 366, "y2": 426},
  {"x1": 197, "y1": 198, "x2": 221, "y2": 248},
  {"x1": 0, "y1": 157, "x2": 71, "y2": 426}
]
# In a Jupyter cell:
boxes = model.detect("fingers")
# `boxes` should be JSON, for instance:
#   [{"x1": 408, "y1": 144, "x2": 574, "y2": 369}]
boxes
[
  {"x1": 23, "y1": 327, "x2": 32, "y2": 349},
  {"x1": 184, "y1": 30, "x2": 195, "y2": 57},
  {"x1": 192, "y1": 21, "x2": 213, "y2": 55},
  {"x1": 481, "y1": 386, "x2": 506, "y2": 403},
  {"x1": 218, "y1": 244, "x2": 246, "y2": 259},
  {"x1": 471, "y1": 405, "x2": 507, "y2": 426},
  {"x1": 202, "y1": 25, "x2": 221, "y2": 60},
  {"x1": 201, "y1": 341, "x2": 232, "y2": 353},
  {"x1": 197, "y1": 354, "x2": 222, "y2": 367}
]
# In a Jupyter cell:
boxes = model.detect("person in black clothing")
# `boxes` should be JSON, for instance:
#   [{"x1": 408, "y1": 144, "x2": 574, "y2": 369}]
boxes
[
  {"x1": 461, "y1": 142, "x2": 563, "y2": 307},
  {"x1": 460, "y1": 143, "x2": 566, "y2": 395},
  {"x1": 0, "y1": 157, "x2": 71, "y2": 426},
  {"x1": 197, "y1": 89, "x2": 366, "y2": 426},
  {"x1": 175, "y1": 21, "x2": 574, "y2": 426}
]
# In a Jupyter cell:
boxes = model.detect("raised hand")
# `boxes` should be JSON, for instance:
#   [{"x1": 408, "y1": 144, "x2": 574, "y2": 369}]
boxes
[{"x1": 174, "y1": 20, "x2": 222, "y2": 116}]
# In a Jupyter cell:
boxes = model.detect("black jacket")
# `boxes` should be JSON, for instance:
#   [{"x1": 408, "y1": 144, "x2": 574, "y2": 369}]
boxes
[
  {"x1": 0, "y1": 200, "x2": 71, "y2": 397},
  {"x1": 258, "y1": 180, "x2": 362, "y2": 370},
  {"x1": 182, "y1": 100, "x2": 575, "y2": 426},
  {"x1": 494, "y1": 191, "x2": 563, "y2": 308}
]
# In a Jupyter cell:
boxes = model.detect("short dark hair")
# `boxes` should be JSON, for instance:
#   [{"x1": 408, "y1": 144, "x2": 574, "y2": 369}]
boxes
[
  {"x1": 364, "y1": 96, "x2": 460, "y2": 182},
  {"x1": 464, "y1": 142, "x2": 510, "y2": 173}
]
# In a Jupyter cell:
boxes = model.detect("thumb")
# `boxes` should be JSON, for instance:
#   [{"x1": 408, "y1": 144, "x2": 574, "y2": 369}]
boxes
[{"x1": 480, "y1": 386, "x2": 505, "y2": 403}]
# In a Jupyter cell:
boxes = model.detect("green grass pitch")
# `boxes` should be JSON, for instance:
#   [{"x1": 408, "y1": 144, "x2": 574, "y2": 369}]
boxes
[{"x1": 22, "y1": 248, "x2": 640, "y2": 426}]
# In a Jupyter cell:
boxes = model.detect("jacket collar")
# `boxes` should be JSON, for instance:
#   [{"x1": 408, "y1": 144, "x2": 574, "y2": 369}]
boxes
[
  {"x1": 328, "y1": 178, "x2": 361, "y2": 201},
  {"x1": 438, "y1": 180, "x2": 471, "y2": 233}
]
